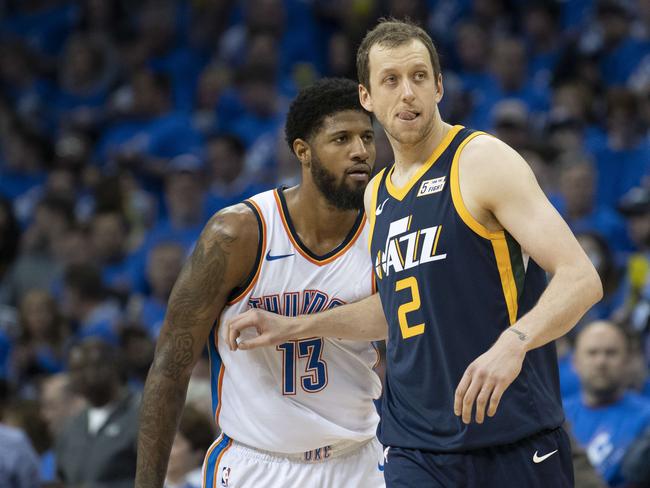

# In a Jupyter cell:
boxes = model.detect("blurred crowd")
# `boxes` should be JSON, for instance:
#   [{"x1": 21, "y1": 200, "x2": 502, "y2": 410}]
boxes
[{"x1": 0, "y1": 0, "x2": 649, "y2": 487}]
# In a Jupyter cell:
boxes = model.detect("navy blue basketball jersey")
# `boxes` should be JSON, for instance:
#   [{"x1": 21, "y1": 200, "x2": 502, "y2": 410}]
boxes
[{"x1": 369, "y1": 125, "x2": 564, "y2": 452}]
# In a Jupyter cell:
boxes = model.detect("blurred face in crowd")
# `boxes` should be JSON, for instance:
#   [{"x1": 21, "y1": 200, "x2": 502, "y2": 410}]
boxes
[
  {"x1": 91, "y1": 213, "x2": 127, "y2": 263},
  {"x1": 456, "y1": 23, "x2": 489, "y2": 72},
  {"x1": 167, "y1": 432, "x2": 204, "y2": 482},
  {"x1": 132, "y1": 70, "x2": 170, "y2": 116},
  {"x1": 628, "y1": 212, "x2": 650, "y2": 250},
  {"x1": 61, "y1": 36, "x2": 98, "y2": 87},
  {"x1": 491, "y1": 39, "x2": 526, "y2": 91},
  {"x1": 574, "y1": 321, "x2": 628, "y2": 405},
  {"x1": 207, "y1": 138, "x2": 245, "y2": 185},
  {"x1": 40, "y1": 374, "x2": 86, "y2": 436},
  {"x1": 53, "y1": 228, "x2": 92, "y2": 270},
  {"x1": 165, "y1": 172, "x2": 204, "y2": 224},
  {"x1": 559, "y1": 161, "x2": 595, "y2": 218},
  {"x1": 20, "y1": 289, "x2": 57, "y2": 341},
  {"x1": 246, "y1": 0, "x2": 285, "y2": 34},
  {"x1": 68, "y1": 342, "x2": 120, "y2": 407},
  {"x1": 147, "y1": 243, "x2": 184, "y2": 300},
  {"x1": 360, "y1": 39, "x2": 443, "y2": 147}
]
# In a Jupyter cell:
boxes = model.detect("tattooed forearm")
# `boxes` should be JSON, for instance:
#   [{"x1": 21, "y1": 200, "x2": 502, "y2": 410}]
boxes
[
  {"x1": 161, "y1": 331, "x2": 194, "y2": 380},
  {"x1": 136, "y1": 368, "x2": 186, "y2": 487},
  {"x1": 166, "y1": 215, "x2": 236, "y2": 330},
  {"x1": 135, "y1": 212, "x2": 242, "y2": 488}
]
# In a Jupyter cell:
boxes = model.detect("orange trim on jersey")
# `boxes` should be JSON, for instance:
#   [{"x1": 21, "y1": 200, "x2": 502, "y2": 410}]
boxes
[
  {"x1": 211, "y1": 438, "x2": 233, "y2": 488},
  {"x1": 273, "y1": 189, "x2": 366, "y2": 266},
  {"x1": 448, "y1": 131, "x2": 519, "y2": 324},
  {"x1": 226, "y1": 199, "x2": 266, "y2": 305},
  {"x1": 202, "y1": 434, "x2": 223, "y2": 488},
  {"x1": 367, "y1": 168, "x2": 386, "y2": 252},
  {"x1": 385, "y1": 125, "x2": 464, "y2": 201},
  {"x1": 213, "y1": 326, "x2": 226, "y2": 426}
]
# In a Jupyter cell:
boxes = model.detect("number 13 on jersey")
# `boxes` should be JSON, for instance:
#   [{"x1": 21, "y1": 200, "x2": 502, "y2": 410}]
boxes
[{"x1": 277, "y1": 338, "x2": 328, "y2": 395}]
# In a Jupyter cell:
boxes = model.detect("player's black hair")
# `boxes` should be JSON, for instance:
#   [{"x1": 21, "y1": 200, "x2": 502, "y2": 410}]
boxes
[{"x1": 284, "y1": 78, "x2": 370, "y2": 154}]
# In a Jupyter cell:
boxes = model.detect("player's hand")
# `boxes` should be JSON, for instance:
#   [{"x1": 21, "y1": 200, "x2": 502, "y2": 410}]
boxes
[
  {"x1": 454, "y1": 329, "x2": 528, "y2": 424},
  {"x1": 226, "y1": 309, "x2": 301, "y2": 351}
]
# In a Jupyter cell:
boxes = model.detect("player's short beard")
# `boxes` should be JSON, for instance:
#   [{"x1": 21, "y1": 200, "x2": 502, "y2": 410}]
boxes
[{"x1": 310, "y1": 154, "x2": 365, "y2": 211}]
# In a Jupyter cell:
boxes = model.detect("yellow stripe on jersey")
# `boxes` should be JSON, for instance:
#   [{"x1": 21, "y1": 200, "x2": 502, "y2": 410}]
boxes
[
  {"x1": 491, "y1": 237, "x2": 519, "y2": 325},
  {"x1": 368, "y1": 168, "x2": 386, "y2": 252},
  {"x1": 385, "y1": 125, "x2": 463, "y2": 201},
  {"x1": 449, "y1": 130, "x2": 519, "y2": 324}
]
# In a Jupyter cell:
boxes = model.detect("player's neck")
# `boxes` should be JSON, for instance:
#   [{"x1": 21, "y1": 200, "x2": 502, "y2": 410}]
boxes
[
  {"x1": 391, "y1": 119, "x2": 452, "y2": 172},
  {"x1": 283, "y1": 184, "x2": 360, "y2": 255}
]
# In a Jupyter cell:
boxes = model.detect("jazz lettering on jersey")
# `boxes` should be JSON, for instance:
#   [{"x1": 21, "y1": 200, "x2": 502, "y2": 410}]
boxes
[{"x1": 375, "y1": 215, "x2": 447, "y2": 280}]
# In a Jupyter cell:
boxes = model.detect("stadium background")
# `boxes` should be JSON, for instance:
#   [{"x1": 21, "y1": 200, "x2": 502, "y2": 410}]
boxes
[{"x1": 0, "y1": 0, "x2": 648, "y2": 486}]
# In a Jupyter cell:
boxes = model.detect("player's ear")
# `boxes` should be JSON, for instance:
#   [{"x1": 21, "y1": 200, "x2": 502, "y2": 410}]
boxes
[
  {"x1": 434, "y1": 73, "x2": 444, "y2": 103},
  {"x1": 293, "y1": 138, "x2": 311, "y2": 168},
  {"x1": 359, "y1": 84, "x2": 373, "y2": 113}
]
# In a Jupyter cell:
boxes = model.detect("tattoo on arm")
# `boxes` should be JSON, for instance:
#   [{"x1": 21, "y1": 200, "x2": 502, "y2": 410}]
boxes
[
  {"x1": 136, "y1": 214, "x2": 238, "y2": 488},
  {"x1": 507, "y1": 327, "x2": 529, "y2": 342}
]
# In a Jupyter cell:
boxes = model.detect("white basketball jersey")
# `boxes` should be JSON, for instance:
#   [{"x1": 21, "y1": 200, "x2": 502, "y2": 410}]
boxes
[{"x1": 209, "y1": 188, "x2": 381, "y2": 453}]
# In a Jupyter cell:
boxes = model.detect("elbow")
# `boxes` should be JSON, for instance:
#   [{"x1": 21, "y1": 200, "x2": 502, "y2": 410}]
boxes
[{"x1": 585, "y1": 263, "x2": 603, "y2": 305}]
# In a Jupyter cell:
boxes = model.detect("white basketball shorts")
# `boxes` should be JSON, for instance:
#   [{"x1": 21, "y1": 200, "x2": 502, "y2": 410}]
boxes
[{"x1": 201, "y1": 434, "x2": 386, "y2": 488}]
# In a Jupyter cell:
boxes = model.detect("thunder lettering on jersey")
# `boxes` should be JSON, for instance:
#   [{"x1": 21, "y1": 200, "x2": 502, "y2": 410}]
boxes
[
  {"x1": 211, "y1": 188, "x2": 381, "y2": 453},
  {"x1": 369, "y1": 125, "x2": 564, "y2": 451}
]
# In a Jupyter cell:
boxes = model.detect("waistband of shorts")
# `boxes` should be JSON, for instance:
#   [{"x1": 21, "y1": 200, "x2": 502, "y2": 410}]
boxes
[{"x1": 227, "y1": 436, "x2": 374, "y2": 463}]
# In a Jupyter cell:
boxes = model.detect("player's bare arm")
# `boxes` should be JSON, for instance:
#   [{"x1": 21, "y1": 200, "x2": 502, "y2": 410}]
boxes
[
  {"x1": 227, "y1": 175, "x2": 388, "y2": 351},
  {"x1": 135, "y1": 205, "x2": 258, "y2": 488},
  {"x1": 453, "y1": 135, "x2": 603, "y2": 425}
]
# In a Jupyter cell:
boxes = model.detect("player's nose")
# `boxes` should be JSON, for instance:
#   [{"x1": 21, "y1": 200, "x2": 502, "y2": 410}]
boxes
[
  {"x1": 401, "y1": 79, "x2": 416, "y2": 103},
  {"x1": 349, "y1": 136, "x2": 369, "y2": 161}
]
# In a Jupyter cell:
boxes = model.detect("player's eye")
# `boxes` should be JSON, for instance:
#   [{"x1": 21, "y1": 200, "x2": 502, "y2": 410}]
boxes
[
  {"x1": 362, "y1": 133, "x2": 374, "y2": 143},
  {"x1": 414, "y1": 71, "x2": 427, "y2": 81},
  {"x1": 334, "y1": 135, "x2": 347, "y2": 143},
  {"x1": 383, "y1": 75, "x2": 397, "y2": 85}
]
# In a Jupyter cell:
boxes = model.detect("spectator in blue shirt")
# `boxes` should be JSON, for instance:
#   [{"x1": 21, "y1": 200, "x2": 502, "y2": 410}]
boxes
[
  {"x1": 61, "y1": 263, "x2": 121, "y2": 344},
  {"x1": 0, "y1": 379, "x2": 40, "y2": 488},
  {"x1": 128, "y1": 241, "x2": 185, "y2": 338},
  {"x1": 11, "y1": 289, "x2": 68, "y2": 388},
  {"x1": 205, "y1": 133, "x2": 268, "y2": 214},
  {"x1": 97, "y1": 69, "x2": 202, "y2": 169},
  {"x1": 55, "y1": 32, "x2": 117, "y2": 129},
  {"x1": 556, "y1": 153, "x2": 630, "y2": 254},
  {"x1": 565, "y1": 321, "x2": 650, "y2": 486},
  {"x1": 89, "y1": 210, "x2": 136, "y2": 298}
]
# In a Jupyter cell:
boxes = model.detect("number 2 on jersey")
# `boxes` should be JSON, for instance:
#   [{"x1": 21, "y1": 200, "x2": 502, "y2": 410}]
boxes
[
  {"x1": 395, "y1": 276, "x2": 425, "y2": 339},
  {"x1": 277, "y1": 338, "x2": 328, "y2": 395}
]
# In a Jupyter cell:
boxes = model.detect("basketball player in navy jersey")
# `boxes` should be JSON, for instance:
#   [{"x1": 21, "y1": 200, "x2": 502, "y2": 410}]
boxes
[
  {"x1": 136, "y1": 78, "x2": 386, "y2": 488},
  {"x1": 228, "y1": 19, "x2": 603, "y2": 487}
]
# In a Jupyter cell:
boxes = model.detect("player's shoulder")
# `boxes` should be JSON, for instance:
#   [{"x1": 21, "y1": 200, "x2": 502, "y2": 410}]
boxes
[
  {"x1": 460, "y1": 132, "x2": 523, "y2": 170},
  {"x1": 201, "y1": 202, "x2": 260, "y2": 251}
]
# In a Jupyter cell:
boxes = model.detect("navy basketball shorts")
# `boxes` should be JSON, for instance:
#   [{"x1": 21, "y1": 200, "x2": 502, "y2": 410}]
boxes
[{"x1": 383, "y1": 427, "x2": 574, "y2": 488}]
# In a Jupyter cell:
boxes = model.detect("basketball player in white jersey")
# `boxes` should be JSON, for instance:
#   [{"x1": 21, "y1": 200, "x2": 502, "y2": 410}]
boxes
[{"x1": 135, "y1": 78, "x2": 385, "y2": 488}]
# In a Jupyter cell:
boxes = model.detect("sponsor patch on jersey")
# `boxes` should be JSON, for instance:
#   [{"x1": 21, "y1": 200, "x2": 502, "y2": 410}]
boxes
[{"x1": 417, "y1": 176, "x2": 446, "y2": 197}]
